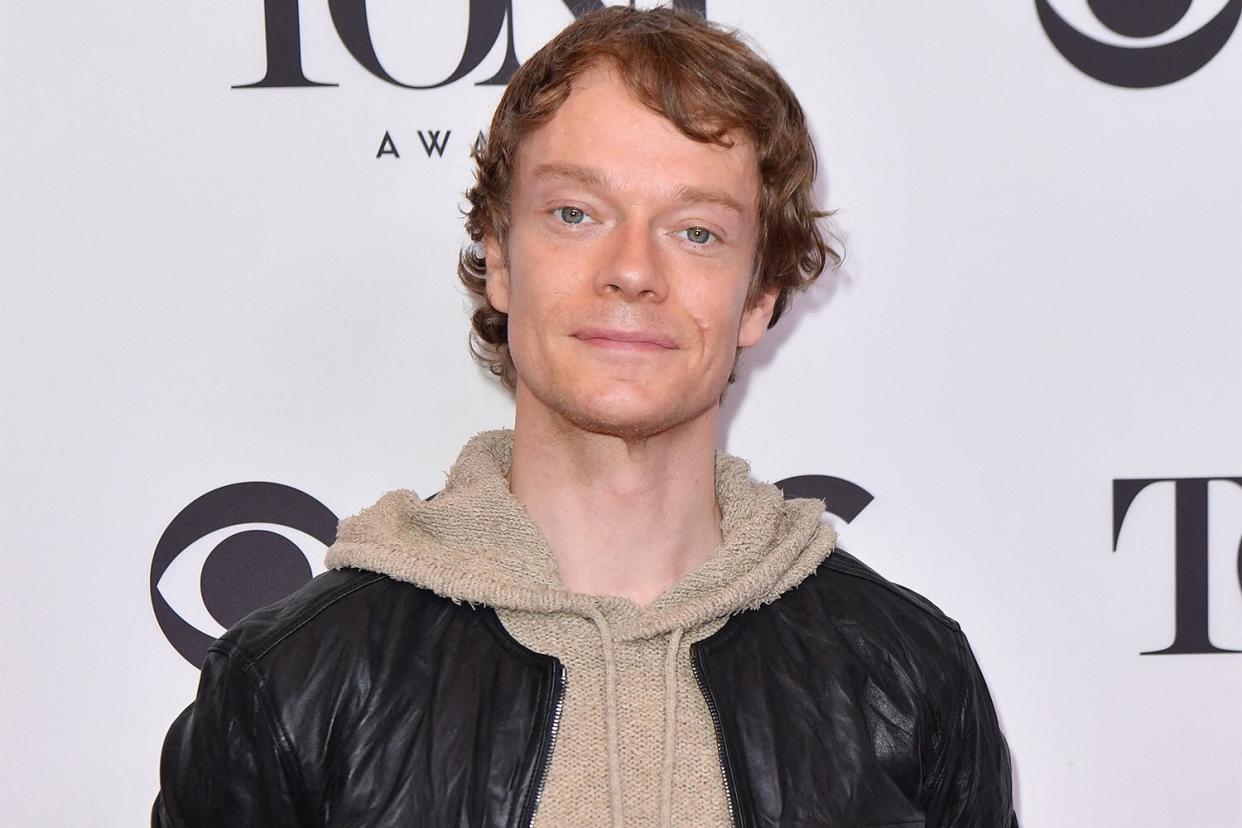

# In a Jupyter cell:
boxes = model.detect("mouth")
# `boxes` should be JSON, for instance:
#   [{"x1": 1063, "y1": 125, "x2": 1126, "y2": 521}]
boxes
[{"x1": 572, "y1": 327, "x2": 679, "y2": 351}]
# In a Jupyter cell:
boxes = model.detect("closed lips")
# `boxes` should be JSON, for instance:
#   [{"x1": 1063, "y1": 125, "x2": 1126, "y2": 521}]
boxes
[{"x1": 573, "y1": 328, "x2": 679, "y2": 349}]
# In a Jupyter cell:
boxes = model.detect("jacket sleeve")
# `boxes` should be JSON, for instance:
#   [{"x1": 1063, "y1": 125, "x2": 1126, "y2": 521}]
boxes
[
  {"x1": 152, "y1": 640, "x2": 312, "y2": 828},
  {"x1": 920, "y1": 628, "x2": 1019, "y2": 828}
]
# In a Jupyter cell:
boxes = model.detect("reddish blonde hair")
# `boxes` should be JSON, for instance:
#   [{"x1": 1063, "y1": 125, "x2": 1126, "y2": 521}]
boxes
[{"x1": 459, "y1": 6, "x2": 841, "y2": 388}]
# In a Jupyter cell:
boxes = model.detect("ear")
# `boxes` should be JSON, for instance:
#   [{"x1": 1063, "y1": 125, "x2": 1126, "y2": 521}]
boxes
[
  {"x1": 737, "y1": 287, "x2": 779, "y2": 348},
  {"x1": 482, "y1": 233, "x2": 511, "y2": 313}
]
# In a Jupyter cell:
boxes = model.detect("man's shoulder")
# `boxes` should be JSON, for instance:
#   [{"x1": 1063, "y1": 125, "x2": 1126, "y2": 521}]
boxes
[
  {"x1": 210, "y1": 567, "x2": 499, "y2": 670},
  {"x1": 816, "y1": 548, "x2": 963, "y2": 634},
  {"x1": 212, "y1": 568, "x2": 387, "y2": 660},
  {"x1": 748, "y1": 548, "x2": 969, "y2": 672}
]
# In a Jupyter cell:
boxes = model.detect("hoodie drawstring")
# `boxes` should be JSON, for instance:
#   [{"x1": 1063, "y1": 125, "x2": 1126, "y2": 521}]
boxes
[
  {"x1": 588, "y1": 605, "x2": 685, "y2": 828},
  {"x1": 588, "y1": 607, "x2": 625, "y2": 828},
  {"x1": 659, "y1": 626, "x2": 683, "y2": 827}
]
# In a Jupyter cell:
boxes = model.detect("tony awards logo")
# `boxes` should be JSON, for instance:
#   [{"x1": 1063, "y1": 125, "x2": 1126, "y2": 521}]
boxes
[
  {"x1": 1113, "y1": 476, "x2": 1242, "y2": 655},
  {"x1": 236, "y1": 0, "x2": 707, "y2": 90}
]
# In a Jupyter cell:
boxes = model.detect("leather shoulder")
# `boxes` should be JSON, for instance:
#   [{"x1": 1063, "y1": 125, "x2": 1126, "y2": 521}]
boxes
[
  {"x1": 818, "y1": 548, "x2": 962, "y2": 633},
  {"x1": 694, "y1": 555, "x2": 1012, "y2": 827},
  {"x1": 178, "y1": 568, "x2": 557, "y2": 828},
  {"x1": 789, "y1": 548, "x2": 968, "y2": 675},
  {"x1": 212, "y1": 567, "x2": 543, "y2": 672},
  {"x1": 700, "y1": 547, "x2": 970, "y2": 687},
  {"x1": 215, "y1": 567, "x2": 392, "y2": 661},
  {"x1": 693, "y1": 548, "x2": 978, "y2": 825}
]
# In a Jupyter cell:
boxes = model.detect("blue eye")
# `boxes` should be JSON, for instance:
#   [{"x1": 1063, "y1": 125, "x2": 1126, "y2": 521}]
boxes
[
  {"x1": 556, "y1": 206, "x2": 587, "y2": 224},
  {"x1": 681, "y1": 226, "x2": 716, "y2": 245}
]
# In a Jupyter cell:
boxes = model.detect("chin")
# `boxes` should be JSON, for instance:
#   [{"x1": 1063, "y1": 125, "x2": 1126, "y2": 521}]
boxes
[
  {"x1": 558, "y1": 381, "x2": 719, "y2": 440},
  {"x1": 524, "y1": 372, "x2": 715, "y2": 439}
]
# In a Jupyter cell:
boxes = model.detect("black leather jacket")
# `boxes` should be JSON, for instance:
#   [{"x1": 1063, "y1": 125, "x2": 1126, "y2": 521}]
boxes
[{"x1": 154, "y1": 550, "x2": 1018, "y2": 827}]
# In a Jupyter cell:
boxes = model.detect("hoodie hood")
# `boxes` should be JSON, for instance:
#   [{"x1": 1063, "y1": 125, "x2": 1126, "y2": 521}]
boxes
[{"x1": 325, "y1": 429, "x2": 836, "y2": 636}]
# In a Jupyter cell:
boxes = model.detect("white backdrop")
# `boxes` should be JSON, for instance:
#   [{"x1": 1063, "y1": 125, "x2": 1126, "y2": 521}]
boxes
[{"x1": 2, "y1": 1, "x2": 1240, "y2": 825}]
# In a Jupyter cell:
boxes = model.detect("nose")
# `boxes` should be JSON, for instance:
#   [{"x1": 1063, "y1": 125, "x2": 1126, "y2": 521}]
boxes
[{"x1": 594, "y1": 220, "x2": 667, "y2": 302}]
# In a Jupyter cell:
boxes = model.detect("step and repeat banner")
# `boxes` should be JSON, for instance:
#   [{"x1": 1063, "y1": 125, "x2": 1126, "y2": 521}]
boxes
[{"x1": 2, "y1": 2, "x2": 1239, "y2": 825}]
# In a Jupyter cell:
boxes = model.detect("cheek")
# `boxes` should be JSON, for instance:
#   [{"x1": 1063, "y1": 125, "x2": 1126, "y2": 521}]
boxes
[
  {"x1": 504, "y1": 270, "x2": 575, "y2": 365},
  {"x1": 685, "y1": 291, "x2": 746, "y2": 368},
  {"x1": 506, "y1": 289, "x2": 545, "y2": 356}
]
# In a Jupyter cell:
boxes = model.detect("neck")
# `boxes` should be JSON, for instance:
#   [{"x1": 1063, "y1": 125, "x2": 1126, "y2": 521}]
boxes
[{"x1": 507, "y1": 388, "x2": 723, "y2": 606}]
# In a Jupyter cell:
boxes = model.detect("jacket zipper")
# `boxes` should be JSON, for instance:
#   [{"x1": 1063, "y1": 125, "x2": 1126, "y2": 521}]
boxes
[
  {"x1": 527, "y1": 663, "x2": 567, "y2": 828},
  {"x1": 691, "y1": 650, "x2": 738, "y2": 828}
]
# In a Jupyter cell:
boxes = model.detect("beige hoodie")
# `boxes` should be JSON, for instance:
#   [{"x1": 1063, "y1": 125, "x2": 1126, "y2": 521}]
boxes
[{"x1": 325, "y1": 430, "x2": 836, "y2": 827}]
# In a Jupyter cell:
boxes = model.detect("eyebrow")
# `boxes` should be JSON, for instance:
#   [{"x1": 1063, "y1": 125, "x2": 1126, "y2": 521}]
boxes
[
  {"x1": 531, "y1": 162, "x2": 748, "y2": 217},
  {"x1": 672, "y1": 184, "x2": 746, "y2": 217},
  {"x1": 531, "y1": 162, "x2": 608, "y2": 188}
]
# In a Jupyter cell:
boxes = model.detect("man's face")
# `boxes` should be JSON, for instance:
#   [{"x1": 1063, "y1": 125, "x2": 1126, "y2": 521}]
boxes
[{"x1": 485, "y1": 64, "x2": 775, "y2": 439}]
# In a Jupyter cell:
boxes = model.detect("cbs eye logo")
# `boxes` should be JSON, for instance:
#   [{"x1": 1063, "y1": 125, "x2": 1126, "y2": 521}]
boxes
[
  {"x1": 775, "y1": 474, "x2": 873, "y2": 525},
  {"x1": 150, "y1": 482, "x2": 338, "y2": 668},
  {"x1": 1036, "y1": 0, "x2": 1241, "y2": 87}
]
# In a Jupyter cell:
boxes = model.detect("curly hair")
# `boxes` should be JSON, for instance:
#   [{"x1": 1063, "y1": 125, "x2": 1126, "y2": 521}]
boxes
[{"x1": 459, "y1": 6, "x2": 841, "y2": 389}]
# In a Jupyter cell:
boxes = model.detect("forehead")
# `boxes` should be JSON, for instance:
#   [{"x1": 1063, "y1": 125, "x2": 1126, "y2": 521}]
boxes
[{"x1": 512, "y1": 64, "x2": 760, "y2": 210}]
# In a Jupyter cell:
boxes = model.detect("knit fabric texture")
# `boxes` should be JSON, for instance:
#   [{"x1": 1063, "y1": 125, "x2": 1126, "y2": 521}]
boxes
[{"x1": 325, "y1": 430, "x2": 837, "y2": 827}]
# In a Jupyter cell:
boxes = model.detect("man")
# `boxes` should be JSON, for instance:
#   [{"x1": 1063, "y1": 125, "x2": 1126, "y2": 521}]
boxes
[{"x1": 155, "y1": 7, "x2": 1017, "y2": 827}]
